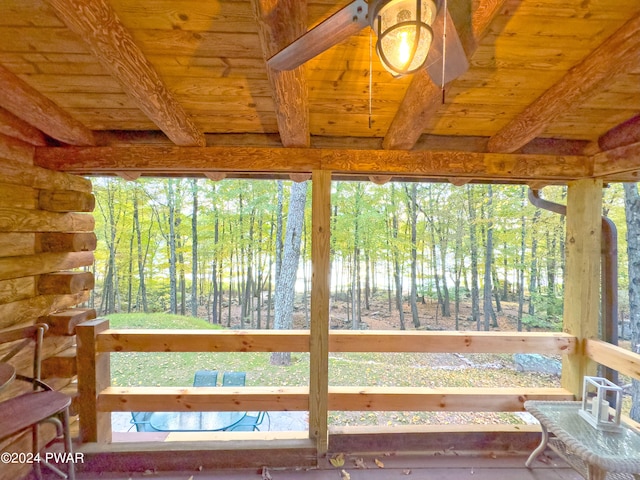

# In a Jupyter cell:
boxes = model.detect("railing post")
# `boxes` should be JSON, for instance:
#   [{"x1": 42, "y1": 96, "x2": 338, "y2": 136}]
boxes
[
  {"x1": 562, "y1": 179, "x2": 602, "y2": 398},
  {"x1": 310, "y1": 170, "x2": 331, "y2": 455},
  {"x1": 76, "y1": 317, "x2": 111, "y2": 443}
]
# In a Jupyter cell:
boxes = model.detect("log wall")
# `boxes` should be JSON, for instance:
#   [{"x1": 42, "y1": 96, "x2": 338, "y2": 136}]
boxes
[{"x1": 0, "y1": 135, "x2": 96, "y2": 480}]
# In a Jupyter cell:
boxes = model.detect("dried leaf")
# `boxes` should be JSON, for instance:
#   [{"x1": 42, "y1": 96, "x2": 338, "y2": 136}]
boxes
[
  {"x1": 330, "y1": 453, "x2": 345, "y2": 467},
  {"x1": 341, "y1": 469, "x2": 351, "y2": 480},
  {"x1": 403, "y1": 469, "x2": 412, "y2": 475},
  {"x1": 374, "y1": 458, "x2": 385, "y2": 468},
  {"x1": 354, "y1": 457, "x2": 366, "y2": 469},
  {"x1": 261, "y1": 466, "x2": 272, "y2": 480}
]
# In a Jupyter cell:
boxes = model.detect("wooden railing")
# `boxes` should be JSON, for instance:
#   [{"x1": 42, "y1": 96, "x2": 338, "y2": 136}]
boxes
[
  {"x1": 585, "y1": 339, "x2": 640, "y2": 381},
  {"x1": 77, "y1": 318, "x2": 580, "y2": 445}
]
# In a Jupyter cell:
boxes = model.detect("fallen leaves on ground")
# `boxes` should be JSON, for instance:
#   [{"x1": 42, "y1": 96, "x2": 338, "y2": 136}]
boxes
[
  {"x1": 403, "y1": 469, "x2": 412, "y2": 475},
  {"x1": 374, "y1": 458, "x2": 384, "y2": 468},
  {"x1": 340, "y1": 469, "x2": 351, "y2": 480},
  {"x1": 330, "y1": 452, "x2": 345, "y2": 467},
  {"x1": 354, "y1": 457, "x2": 366, "y2": 469}
]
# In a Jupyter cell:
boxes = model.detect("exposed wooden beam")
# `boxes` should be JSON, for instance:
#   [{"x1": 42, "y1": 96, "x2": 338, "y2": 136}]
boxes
[
  {"x1": 0, "y1": 64, "x2": 94, "y2": 146},
  {"x1": 251, "y1": 0, "x2": 309, "y2": 148},
  {"x1": 92, "y1": 131, "x2": 591, "y2": 156},
  {"x1": 383, "y1": 0, "x2": 507, "y2": 150},
  {"x1": 44, "y1": 0, "x2": 205, "y2": 147},
  {"x1": 487, "y1": 14, "x2": 640, "y2": 153},
  {"x1": 597, "y1": 114, "x2": 640, "y2": 152},
  {"x1": 34, "y1": 145, "x2": 592, "y2": 183},
  {"x1": 593, "y1": 141, "x2": 640, "y2": 177},
  {"x1": 0, "y1": 107, "x2": 47, "y2": 146}
]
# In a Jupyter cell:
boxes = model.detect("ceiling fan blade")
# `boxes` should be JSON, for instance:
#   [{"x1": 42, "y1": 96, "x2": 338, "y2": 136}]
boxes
[
  {"x1": 425, "y1": 6, "x2": 470, "y2": 85},
  {"x1": 268, "y1": 0, "x2": 369, "y2": 71}
]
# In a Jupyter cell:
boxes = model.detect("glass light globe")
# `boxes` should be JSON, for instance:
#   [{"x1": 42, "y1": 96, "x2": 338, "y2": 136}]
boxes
[{"x1": 372, "y1": 0, "x2": 437, "y2": 76}]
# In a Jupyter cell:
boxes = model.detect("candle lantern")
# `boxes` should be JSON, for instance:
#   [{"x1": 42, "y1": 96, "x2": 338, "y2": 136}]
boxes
[{"x1": 578, "y1": 376, "x2": 623, "y2": 431}]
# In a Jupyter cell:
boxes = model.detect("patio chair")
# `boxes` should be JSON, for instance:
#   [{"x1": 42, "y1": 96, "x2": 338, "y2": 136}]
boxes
[
  {"x1": 222, "y1": 371, "x2": 246, "y2": 386},
  {"x1": 130, "y1": 411, "x2": 157, "y2": 432},
  {"x1": 0, "y1": 323, "x2": 75, "y2": 480},
  {"x1": 193, "y1": 369, "x2": 218, "y2": 387},
  {"x1": 227, "y1": 411, "x2": 269, "y2": 432}
]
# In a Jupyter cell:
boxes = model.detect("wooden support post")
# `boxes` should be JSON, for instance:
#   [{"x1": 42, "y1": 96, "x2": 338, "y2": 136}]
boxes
[
  {"x1": 309, "y1": 170, "x2": 331, "y2": 456},
  {"x1": 562, "y1": 179, "x2": 602, "y2": 398},
  {"x1": 76, "y1": 318, "x2": 111, "y2": 443}
]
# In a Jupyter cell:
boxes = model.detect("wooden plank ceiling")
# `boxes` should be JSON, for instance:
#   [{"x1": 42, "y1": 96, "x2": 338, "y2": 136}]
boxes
[{"x1": 0, "y1": 0, "x2": 638, "y2": 183}]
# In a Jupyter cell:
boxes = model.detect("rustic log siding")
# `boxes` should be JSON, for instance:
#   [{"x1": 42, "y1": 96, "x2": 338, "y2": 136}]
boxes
[{"x1": 0, "y1": 135, "x2": 96, "y2": 480}]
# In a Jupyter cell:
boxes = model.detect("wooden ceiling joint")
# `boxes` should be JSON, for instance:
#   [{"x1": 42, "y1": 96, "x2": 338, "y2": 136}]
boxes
[
  {"x1": 251, "y1": 0, "x2": 310, "y2": 148},
  {"x1": 383, "y1": 0, "x2": 509, "y2": 150},
  {"x1": 487, "y1": 14, "x2": 640, "y2": 154},
  {"x1": 44, "y1": 0, "x2": 205, "y2": 147}
]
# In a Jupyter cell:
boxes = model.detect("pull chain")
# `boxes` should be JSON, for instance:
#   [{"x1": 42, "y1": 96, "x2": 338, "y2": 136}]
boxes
[
  {"x1": 369, "y1": 29, "x2": 373, "y2": 129},
  {"x1": 441, "y1": 0, "x2": 447, "y2": 104}
]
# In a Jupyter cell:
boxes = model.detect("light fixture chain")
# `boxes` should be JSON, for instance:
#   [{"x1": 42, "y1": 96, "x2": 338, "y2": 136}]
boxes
[
  {"x1": 369, "y1": 28, "x2": 373, "y2": 129},
  {"x1": 442, "y1": 0, "x2": 447, "y2": 103}
]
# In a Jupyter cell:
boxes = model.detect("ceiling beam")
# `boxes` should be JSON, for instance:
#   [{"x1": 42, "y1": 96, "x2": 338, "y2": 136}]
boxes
[
  {"x1": 0, "y1": 64, "x2": 94, "y2": 146},
  {"x1": 45, "y1": 0, "x2": 205, "y2": 147},
  {"x1": 251, "y1": 0, "x2": 309, "y2": 148},
  {"x1": 0, "y1": 107, "x2": 47, "y2": 146},
  {"x1": 593, "y1": 142, "x2": 640, "y2": 178},
  {"x1": 34, "y1": 145, "x2": 592, "y2": 184},
  {"x1": 487, "y1": 14, "x2": 640, "y2": 153},
  {"x1": 383, "y1": 0, "x2": 507, "y2": 150},
  {"x1": 595, "y1": 114, "x2": 640, "y2": 153}
]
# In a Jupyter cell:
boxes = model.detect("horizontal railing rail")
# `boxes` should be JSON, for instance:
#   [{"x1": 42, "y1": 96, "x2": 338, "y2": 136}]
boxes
[
  {"x1": 77, "y1": 318, "x2": 578, "y2": 443},
  {"x1": 585, "y1": 339, "x2": 640, "y2": 380},
  {"x1": 98, "y1": 328, "x2": 577, "y2": 354}
]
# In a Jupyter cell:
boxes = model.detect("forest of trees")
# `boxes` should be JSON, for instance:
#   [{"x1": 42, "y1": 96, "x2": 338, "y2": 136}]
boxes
[
  {"x1": 89, "y1": 177, "x2": 640, "y2": 420},
  {"x1": 89, "y1": 178, "x2": 630, "y2": 332}
]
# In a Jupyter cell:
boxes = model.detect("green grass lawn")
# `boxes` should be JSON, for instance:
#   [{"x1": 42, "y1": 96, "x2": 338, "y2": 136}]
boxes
[{"x1": 106, "y1": 313, "x2": 560, "y2": 426}]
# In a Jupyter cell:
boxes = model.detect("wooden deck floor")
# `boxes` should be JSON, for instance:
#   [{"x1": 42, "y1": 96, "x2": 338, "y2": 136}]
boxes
[{"x1": 33, "y1": 454, "x2": 583, "y2": 480}]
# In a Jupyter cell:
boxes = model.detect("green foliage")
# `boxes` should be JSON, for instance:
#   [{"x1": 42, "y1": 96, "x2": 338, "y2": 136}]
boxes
[{"x1": 521, "y1": 314, "x2": 562, "y2": 332}]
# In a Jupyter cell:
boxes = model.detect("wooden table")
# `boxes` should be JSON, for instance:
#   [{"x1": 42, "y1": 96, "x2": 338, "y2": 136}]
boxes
[
  {"x1": 525, "y1": 401, "x2": 640, "y2": 480},
  {"x1": 0, "y1": 362, "x2": 16, "y2": 390}
]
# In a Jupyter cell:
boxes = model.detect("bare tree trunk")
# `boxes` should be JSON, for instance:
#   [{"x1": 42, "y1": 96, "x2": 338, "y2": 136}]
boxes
[
  {"x1": 483, "y1": 185, "x2": 496, "y2": 330},
  {"x1": 407, "y1": 184, "x2": 420, "y2": 328},
  {"x1": 271, "y1": 182, "x2": 308, "y2": 365},
  {"x1": 191, "y1": 179, "x2": 198, "y2": 317},
  {"x1": 517, "y1": 187, "x2": 526, "y2": 331},
  {"x1": 391, "y1": 185, "x2": 405, "y2": 330},
  {"x1": 467, "y1": 186, "x2": 481, "y2": 329},
  {"x1": 528, "y1": 208, "x2": 541, "y2": 316},
  {"x1": 623, "y1": 183, "x2": 640, "y2": 421},
  {"x1": 133, "y1": 191, "x2": 148, "y2": 312},
  {"x1": 167, "y1": 179, "x2": 178, "y2": 314}
]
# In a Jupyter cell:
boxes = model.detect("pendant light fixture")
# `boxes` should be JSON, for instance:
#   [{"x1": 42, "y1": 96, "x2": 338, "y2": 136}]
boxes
[{"x1": 371, "y1": 0, "x2": 437, "y2": 76}]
